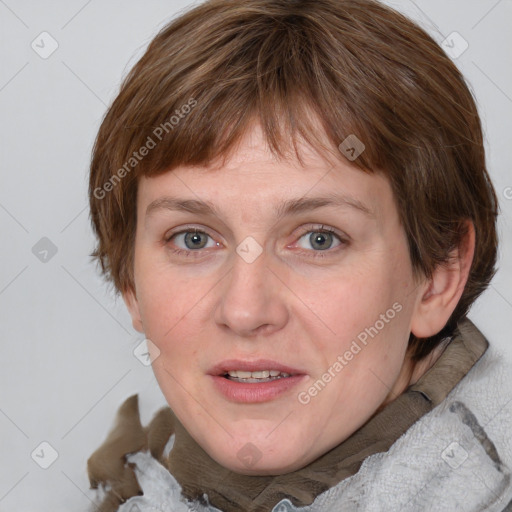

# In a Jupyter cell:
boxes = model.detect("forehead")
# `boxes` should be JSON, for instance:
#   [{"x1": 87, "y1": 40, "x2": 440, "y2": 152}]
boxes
[{"x1": 138, "y1": 122, "x2": 396, "y2": 224}]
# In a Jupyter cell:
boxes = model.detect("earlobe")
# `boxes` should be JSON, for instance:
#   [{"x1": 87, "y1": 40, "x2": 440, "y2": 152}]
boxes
[
  {"x1": 122, "y1": 288, "x2": 144, "y2": 333},
  {"x1": 410, "y1": 220, "x2": 475, "y2": 339}
]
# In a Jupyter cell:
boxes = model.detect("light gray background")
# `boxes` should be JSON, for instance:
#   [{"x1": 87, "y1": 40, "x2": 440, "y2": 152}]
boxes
[{"x1": 0, "y1": 1, "x2": 511, "y2": 511}]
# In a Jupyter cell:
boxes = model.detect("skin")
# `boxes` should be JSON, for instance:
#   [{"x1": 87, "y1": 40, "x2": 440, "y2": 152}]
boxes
[{"x1": 124, "y1": 122, "x2": 475, "y2": 475}]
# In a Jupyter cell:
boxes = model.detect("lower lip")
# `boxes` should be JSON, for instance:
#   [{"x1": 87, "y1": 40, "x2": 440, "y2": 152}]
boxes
[{"x1": 210, "y1": 374, "x2": 307, "y2": 403}]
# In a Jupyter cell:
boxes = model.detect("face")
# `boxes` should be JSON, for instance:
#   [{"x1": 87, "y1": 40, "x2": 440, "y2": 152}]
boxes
[{"x1": 125, "y1": 123, "x2": 429, "y2": 475}]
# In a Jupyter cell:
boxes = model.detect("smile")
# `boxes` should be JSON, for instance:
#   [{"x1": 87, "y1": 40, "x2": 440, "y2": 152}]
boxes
[
  {"x1": 208, "y1": 360, "x2": 307, "y2": 403},
  {"x1": 224, "y1": 370, "x2": 292, "y2": 383}
]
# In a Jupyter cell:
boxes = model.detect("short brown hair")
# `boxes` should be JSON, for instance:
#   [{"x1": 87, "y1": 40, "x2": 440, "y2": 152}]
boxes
[{"x1": 89, "y1": 0, "x2": 499, "y2": 361}]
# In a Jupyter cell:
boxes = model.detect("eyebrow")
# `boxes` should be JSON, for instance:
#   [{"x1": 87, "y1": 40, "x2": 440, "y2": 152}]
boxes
[{"x1": 146, "y1": 193, "x2": 375, "y2": 219}]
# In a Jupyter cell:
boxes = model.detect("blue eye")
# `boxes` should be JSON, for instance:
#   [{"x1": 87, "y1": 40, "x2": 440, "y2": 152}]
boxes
[
  {"x1": 297, "y1": 229, "x2": 342, "y2": 252},
  {"x1": 176, "y1": 230, "x2": 211, "y2": 250},
  {"x1": 166, "y1": 229, "x2": 219, "y2": 258},
  {"x1": 292, "y1": 224, "x2": 348, "y2": 258}
]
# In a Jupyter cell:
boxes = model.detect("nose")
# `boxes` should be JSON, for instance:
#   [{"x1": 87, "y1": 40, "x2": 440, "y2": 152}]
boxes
[{"x1": 213, "y1": 245, "x2": 289, "y2": 338}]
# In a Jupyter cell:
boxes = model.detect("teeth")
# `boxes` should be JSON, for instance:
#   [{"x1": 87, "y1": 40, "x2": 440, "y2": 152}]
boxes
[
  {"x1": 252, "y1": 371, "x2": 270, "y2": 378},
  {"x1": 230, "y1": 370, "x2": 252, "y2": 379},
  {"x1": 226, "y1": 370, "x2": 291, "y2": 379}
]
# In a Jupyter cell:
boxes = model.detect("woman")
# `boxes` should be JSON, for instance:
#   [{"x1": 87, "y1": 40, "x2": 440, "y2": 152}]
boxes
[{"x1": 86, "y1": 0, "x2": 512, "y2": 510}]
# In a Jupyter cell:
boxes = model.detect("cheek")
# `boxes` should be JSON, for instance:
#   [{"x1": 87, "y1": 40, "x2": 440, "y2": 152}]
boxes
[
  {"x1": 134, "y1": 253, "x2": 201, "y2": 344},
  {"x1": 310, "y1": 262, "x2": 412, "y2": 374},
  {"x1": 304, "y1": 263, "x2": 397, "y2": 335}
]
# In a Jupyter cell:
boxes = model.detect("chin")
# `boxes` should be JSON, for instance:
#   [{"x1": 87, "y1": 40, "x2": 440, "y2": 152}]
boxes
[{"x1": 207, "y1": 440, "x2": 310, "y2": 476}]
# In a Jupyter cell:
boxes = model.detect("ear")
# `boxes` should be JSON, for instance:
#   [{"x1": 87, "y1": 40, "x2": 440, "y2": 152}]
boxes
[
  {"x1": 410, "y1": 220, "x2": 475, "y2": 339},
  {"x1": 122, "y1": 288, "x2": 144, "y2": 333}
]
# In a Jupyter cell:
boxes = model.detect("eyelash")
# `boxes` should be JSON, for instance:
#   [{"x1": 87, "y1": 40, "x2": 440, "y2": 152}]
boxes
[{"x1": 164, "y1": 224, "x2": 348, "y2": 259}]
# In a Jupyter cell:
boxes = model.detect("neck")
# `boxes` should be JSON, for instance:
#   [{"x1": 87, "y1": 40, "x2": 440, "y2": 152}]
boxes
[{"x1": 375, "y1": 338, "x2": 450, "y2": 415}]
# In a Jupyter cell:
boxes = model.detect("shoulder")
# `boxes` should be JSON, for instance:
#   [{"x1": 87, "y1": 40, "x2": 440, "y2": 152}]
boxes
[
  {"x1": 444, "y1": 339, "x2": 512, "y2": 469},
  {"x1": 86, "y1": 394, "x2": 210, "y2": 512}
]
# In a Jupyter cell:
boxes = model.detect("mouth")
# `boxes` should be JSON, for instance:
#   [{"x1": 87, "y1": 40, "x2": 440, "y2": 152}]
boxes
[
  {"x1": 208, "y1": 359, "x2": 307, "y2": 403},
  {"x1": 209, "y1": 359, "x2": 304, "y2": 379},
  {"x1": 222, "y1": 369, "x2": 293, "y2": 383}
]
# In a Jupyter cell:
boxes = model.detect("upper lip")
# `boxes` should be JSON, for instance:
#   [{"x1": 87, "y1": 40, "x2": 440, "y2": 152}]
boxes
[{"x1": 208, "y1": 359, "x2": 306, "y2": 376}]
